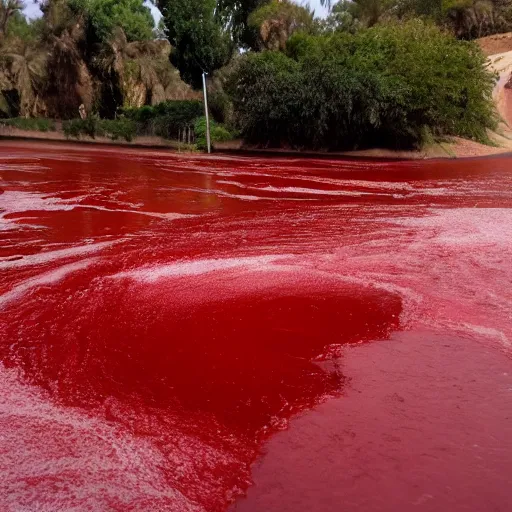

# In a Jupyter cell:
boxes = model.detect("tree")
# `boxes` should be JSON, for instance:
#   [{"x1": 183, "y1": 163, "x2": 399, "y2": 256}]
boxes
[
  {"x1": 248, "y1": 0, "x2": 315, "y2": 51},
  {"x1": 216, "y1": 0, "x2": 269, "y2": 50},
  {"x1": 332, "y1": 0, "x2": 394, "y2": 27},
  {"x1": 228, "y1": 20, "x2": 497, "y2": 149},
  {"x1": 443, "y1": 0, "x2": 512, "y2": 39},
  {"x1": 0, "y1": 0, "x2": 24, "y2": 39},
  {"x1": 36, "y1": 0, "x2": 94, "y2": 117},
  {"x1": 322, "y1": 0, "x2": 363, "y2": 33},
  {"x1": 0, "y1": 36, "x2": 48, "y2": 116},
  {"x1": 94, "y1": 27, "x2": 193, "y2": 108},
  {"x1": 0, "y1": 0, "x2": 196, "y2": 118},
  {"x1": 156, "y1": 0, "x2": 231, "y2": 87},
  {"x1": 84, "y1": 0, "x2": 154, "y2": 43},
  {"x1": 4, "y1": 10, "x2": 43, "y2": 41}
]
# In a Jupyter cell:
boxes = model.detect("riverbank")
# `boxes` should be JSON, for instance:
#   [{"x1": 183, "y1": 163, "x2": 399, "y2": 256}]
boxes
[
  {"x1": 2, "y1": 126, "x2": 511, "y2": 161},
  {"x1": 0, "y1": 126, "x2": 197, "y2": 151},
  {"x1": 1, "y1": 135, "x2": 512, "y2": 165},
  {"x1": 2, "y1": 41, "x2": 512, "y2": 161}
]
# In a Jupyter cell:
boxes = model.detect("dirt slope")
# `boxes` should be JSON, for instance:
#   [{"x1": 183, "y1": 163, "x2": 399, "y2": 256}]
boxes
[{"x1": 478, "y1": 32, "x2": 512, "y2": 56}]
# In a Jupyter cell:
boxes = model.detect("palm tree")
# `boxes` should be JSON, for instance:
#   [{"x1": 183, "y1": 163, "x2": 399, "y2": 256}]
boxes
[
  {"x1": 0, "y1": 0, "x2": 24, "y2": 39},
  {"x1": 249, "y1": 0, "x2": 315, "y2": 51},
  {"x1": 0, "y1": 36, "x2": 48, "y2": 116},
  {"x1": 95, "y1": 27, "x2": 193, "y2": 108},
  {"x1": 444, "y1": 0, "x2": 511, "y2": 39},
  {"x1": 38, "y1": 0, "x2": 95, "y2": 117}
]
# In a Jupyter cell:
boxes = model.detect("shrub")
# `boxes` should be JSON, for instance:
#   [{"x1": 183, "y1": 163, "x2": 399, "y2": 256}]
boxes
[
  {"x1": 121, "y1": 100, "x2": 204, "y2": 139},
  {"x1": 96, "y1": 119, "x2": 137, "y2": 141},
  {"x1": 227, "y1": 20, "x2": 497, "y2": 150},
  {"x1": 151, "y1": 100, "x2": 204, "y2": 123},
  {"x1": 63, "y1": 118, "x2": 97, "y2": 139},
  {"x1": 1, "y1": 117, "x2": 56, "y2": 132},
  {"x1": 63, "y1": 118, "x2": 136, "y2": 142},
  {"x1": 121, "y1": 105, "x2": 155, "y2": 123},
  {"x1": 194, "y1": 116, "x2": 235, "y2": 150}
]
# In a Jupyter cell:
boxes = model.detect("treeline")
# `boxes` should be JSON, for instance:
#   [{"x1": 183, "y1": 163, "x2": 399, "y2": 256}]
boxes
[
  {"x1": 0, "y1": 0, "x2": 197, "y2": 119},
  {"x1": 0, "y1": 0, "x2": 507, "y2": 150},
  {"x1": 214, "y1": 0, "x2": 501, "y2": 149},
  {"x1": 321, "y1": 1, "x2": 512, "y2": 40},
  {"x1": 224, "y1": 18, "x2": 497, "y2": 149}
]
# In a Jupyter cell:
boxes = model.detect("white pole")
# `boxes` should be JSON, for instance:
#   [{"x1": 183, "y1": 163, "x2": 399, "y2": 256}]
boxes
[{"x1": 202, "y1": 72, "x2": 212, "y2": 154}]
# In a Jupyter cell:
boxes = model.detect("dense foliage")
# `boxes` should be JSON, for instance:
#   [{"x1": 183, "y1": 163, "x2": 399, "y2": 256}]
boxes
[
  {"x1": 322, "y1": 0, "x2": 512, "y2": 39},
  {"x1": 194, "y1": 115, "x2": 234, "y2": 149},
  {"x1": 216, "y1": 0, "x2": 270, "y2": 50},
  {"x1": 248, "y1": 0, "x2": 315, "y2": 51},
  {"x1": 0, "y1": 0, "x2": 195, "y2": 119},
  {"x1": 63, "y1": 116, "x2": 136, "y2": 140},
  {"x1": 227, "y1": 20, "x2": 497, "y2": 149},
  {"x1": 156, "y1": 0, "x2": 232, "y2": 87},
  {"x1": 0, "y1": 0, "x2": 507, "y2": 151},
  {"x1": 58, "y1": 101, "x2": 234, "y2": 148},
  {"x1": 121, "y1": 99, "x2": 203, "y2": 138},
  {"x1": 79, "y1": 0, "x2": 155, "y2": 43}
]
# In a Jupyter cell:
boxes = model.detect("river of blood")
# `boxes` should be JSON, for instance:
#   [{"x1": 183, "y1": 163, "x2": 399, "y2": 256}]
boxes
[{"x1": 0, "y1": 141, "x2": 511, "y2": 511}]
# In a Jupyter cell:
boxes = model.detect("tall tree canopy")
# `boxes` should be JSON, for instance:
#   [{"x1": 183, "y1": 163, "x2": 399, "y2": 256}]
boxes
[
  {"x1": 83, "y1": 0, "x2": 154, "y2": 43},
  {"x1": 321, "y1": 0, "x2": 510, "y2": 36},
  {"x1": 216, "y1": 0, "x2": 269, "y2": 49},
  {"x1": 156, "y1": 0, "x2": 231, "y2": 87},
  {"x1": 0, "y1": 0, "x2": 193, "y2": 118},
  {"x1": 248, "y1": 0, "x2": 315, "y2": 51},
  {"x1": 36, "y1": 0, "x2": 155, "y2": 43},
  {"x1": 443, "y1": 0, "x2": 512, "y2": 39},
  {"x1": 0, "y1": 0, "x2": 24, "y2": 39}
]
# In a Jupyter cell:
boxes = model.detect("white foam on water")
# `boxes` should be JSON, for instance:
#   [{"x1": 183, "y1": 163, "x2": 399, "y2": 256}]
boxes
[
  {"x1": 0, "y1": 190, "x2": 191, "y2": 227},
  {"x1": 252, "y1": 185, "x2": 379, "y2": 197},
  {"x1": 0, "y1": 259, "x2": 97, "y2": 308},
  {"x1": 397, "y1": 208, "x2": 512, "y2": 246},
  {"x1": 0, "y1": 241, "x2": 115, "y2": 270},
  {"x1": 0, "y1": 190, "x2": 75, "y2": 218},
  {"x1": 455, "y1": 323, "x2": 510, "y2": 348},
  {"x1": 73, "y1": 204, "x2": 193, "y2": 220},
  {"x1": 0, "y1": 164, "x2": 47, "y2": 173},
  {"x1": 0, "y1": 365, "x2": 203, "y2": 512},
  {"x1": 113, "y1": 255, "x2": 293, "y2": 283}
]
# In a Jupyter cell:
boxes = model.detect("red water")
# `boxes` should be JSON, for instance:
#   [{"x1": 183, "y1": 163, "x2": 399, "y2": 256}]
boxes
[{"x1": 0, "y1": 141, "x2": 511, "y2": 511}]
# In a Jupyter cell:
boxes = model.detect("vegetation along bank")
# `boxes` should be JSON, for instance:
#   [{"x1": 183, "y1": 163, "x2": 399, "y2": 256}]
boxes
[{"x1": 1, "y1": 0, "x2": 512, "y2": 155}]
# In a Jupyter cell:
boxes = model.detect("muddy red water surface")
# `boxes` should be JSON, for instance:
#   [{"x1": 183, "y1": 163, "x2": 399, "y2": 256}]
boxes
[{"x1": 0, "y1": 141, "x2": 511, "y2": 512}]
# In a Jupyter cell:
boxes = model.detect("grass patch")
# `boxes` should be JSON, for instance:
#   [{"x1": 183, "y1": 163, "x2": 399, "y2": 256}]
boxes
[{"x1": 0, "y1": 117, "x2": 56, "y2": 132}]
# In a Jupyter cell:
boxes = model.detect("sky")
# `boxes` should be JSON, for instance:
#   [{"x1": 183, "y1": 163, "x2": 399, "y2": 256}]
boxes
[{"x1": 23, "y1": 0, "x2": 329, "y2": 22}]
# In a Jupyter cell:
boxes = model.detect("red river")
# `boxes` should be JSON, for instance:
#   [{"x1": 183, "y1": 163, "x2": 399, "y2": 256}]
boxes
[{"x1": 0, "y1": 141, "x2": 511, "y2": 512}]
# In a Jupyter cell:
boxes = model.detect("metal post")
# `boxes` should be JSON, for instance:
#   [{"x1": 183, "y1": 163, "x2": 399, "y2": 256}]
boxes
[{"x1": 202, "y1": 72, "x2": 212, "y2": 154}]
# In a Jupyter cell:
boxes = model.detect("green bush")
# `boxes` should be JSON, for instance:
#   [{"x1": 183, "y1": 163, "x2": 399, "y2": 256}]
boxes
[
  {"x1": 63, "y1": 118, "x2": 136, "y2": 142},
  {"x1": 1, "y1": 117, "x2": 56, "y2": 132},
  {"x1": 227, "y1": 20, "x2": 498, "y2": 150},
  {"x1": 194, "y1": 116, "x2": 235, "y2": 150},
  {"x1": 121, "y1": 105, "x2": 155, "y2": 123},
  {"x1": 121, "y1": 100, "x2": 204, "y2": 139},
  {"x1": 63, "y1": 118, "x2": 97, "y2": 139},
  {"x1": 97, "y1": 119, "x2": 136, "y2": 141},
  {"x1": 151, "y1": 100, "x2": 204, "y2": 123}
]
